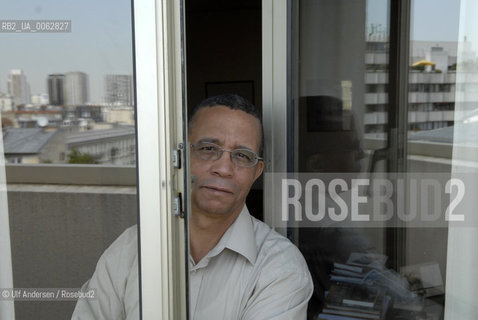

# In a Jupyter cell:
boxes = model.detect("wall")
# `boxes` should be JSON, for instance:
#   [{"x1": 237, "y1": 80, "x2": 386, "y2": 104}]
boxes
[
  {"x1": 5, "y1": 165, "x2": 137, "y2": 320},
  {"x1": 185, "y1": 0, "x2": 262, "y2": 112}
]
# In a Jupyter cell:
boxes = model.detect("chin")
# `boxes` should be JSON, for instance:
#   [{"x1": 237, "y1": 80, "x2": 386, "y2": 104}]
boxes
[
  {"x1": 192, "y1": 199, "x2": 227, "y2": 215},
  {"x1": 202, "y1": 203, "x2": 232, "y2": 216}
]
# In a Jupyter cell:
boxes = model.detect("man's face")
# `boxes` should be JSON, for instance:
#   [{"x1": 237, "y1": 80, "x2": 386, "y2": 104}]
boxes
[{"x1": 189, "y1": 106, "x2": 264, "y2": 218}]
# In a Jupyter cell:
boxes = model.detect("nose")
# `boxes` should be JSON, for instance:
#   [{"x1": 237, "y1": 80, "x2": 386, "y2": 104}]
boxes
[{"x1": 210, "y1": 150, "x2": 234, "y2": 177}]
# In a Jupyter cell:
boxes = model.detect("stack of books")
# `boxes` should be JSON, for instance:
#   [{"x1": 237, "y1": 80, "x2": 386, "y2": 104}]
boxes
[
  {"x1": 318, "y1": 252, "x2": 400, "y2": 320},
  {"x1": 319, "y1": 281, "x2": 391, "y2": 319},
  {"x1": 317, "y1": 252, "x2": 441, "y2": 319}
]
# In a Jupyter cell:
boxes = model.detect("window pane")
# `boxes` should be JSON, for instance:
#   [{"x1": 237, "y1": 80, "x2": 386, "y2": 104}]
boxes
[
  {"x1": 409, "y1": 1, "x2": 478, "y2": 319},
  {"x1": 296, "y1": 1, "x2": 392, "y2": 318},
  {"x1": 0, "y1": 1, "x2": 138, "y2": 319},
  {"x1": 290, "y1": 0, "x2": 478, "y2": 319}
]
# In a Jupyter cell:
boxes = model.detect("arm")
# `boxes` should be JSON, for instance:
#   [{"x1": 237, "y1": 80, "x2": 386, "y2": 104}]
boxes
[{"x1": 71, "y1": 226, "x2": 139, "y2": 320}]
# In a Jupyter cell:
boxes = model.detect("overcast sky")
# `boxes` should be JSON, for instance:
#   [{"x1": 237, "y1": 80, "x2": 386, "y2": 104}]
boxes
[
  {"x1": 0, "y1": 0, "x2": 133, "y2": 101},
  {"x1": 0, "y1": 0, "x2": 471, "y2": 102}
]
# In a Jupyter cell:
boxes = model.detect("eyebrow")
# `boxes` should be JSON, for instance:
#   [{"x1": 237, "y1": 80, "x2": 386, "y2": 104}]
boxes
[
  {"x1": 197, "y1": 138, "x2": 256, "y2": 152},
  {"x1": 197, "y1": 137, "x2": 221, "y2": 145}
]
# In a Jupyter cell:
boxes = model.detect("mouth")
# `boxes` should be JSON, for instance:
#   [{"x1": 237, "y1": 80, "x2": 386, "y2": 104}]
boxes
[{"x1": 202, "y1": 185, "x2": 233, "y2": 194}]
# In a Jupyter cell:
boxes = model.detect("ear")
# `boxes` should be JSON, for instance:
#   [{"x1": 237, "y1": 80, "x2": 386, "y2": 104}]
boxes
[{"x1": 253, "y1": 160, "x2": 264, "y2": 181}]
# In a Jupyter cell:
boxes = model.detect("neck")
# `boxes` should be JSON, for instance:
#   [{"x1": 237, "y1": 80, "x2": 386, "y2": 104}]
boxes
[{"x1": 189, "y1": 208, "x2": 242, "y2": 264}]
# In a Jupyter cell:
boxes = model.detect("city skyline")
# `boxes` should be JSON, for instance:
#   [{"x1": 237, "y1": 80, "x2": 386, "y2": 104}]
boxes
[
  {"x1": 2, "y1": 69, "x2": 134, "y2": 105},
  {"x1": 1, "y1": 38, "x2": 465, "y2": 106}
]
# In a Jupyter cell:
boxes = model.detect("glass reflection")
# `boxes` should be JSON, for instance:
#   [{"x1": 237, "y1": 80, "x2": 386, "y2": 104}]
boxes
[{"x1": 294, "y1": 0, "x2": 470, "y2": 319}]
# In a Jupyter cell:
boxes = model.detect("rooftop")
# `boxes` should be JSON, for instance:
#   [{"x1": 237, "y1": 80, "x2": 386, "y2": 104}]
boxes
[
  {"x1": 409, "y1": 122, "x2": 478, "y2": 146},
  {"x1": 67, "y1": 126, "x2": 135, "y2": 145},
  {"x1": 3, "y1": 128, "x2": 57, "y2": 154}
]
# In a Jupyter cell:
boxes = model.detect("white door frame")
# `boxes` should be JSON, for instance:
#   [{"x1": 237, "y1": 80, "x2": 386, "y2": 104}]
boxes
[
  {"x1": 262, "y1": 0, "x2": 290, "y2": 235},
  {"x1": 134, "y1": 0, "x2": 187, "y2": 318}
]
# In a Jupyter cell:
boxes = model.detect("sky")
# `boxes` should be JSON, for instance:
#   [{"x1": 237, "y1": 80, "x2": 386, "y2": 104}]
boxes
[
  {"x1": 0, "y1": 0, "x2": 133, "y2": 102},
  {"x1": 411, "y1": 0, "x2": 461, "y2": 41},
  {"x1": 366, "y1": 0, "x2": 462, "y2": 41},
  {"x1": 0, "y1": 0, "x2": 472, "y2": 103}
]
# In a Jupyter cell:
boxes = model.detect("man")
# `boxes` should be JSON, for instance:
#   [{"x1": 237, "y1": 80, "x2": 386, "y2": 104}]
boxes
[{"x1": 72, "y1": 94, "x2": 313, "y2": 319}]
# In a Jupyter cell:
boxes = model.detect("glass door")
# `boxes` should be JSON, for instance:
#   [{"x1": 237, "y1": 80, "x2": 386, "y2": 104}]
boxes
[
  {"x1": 0, "y1": 0, "x2": 188, "y2": 319},
  {"x1": 263, "y1": 0, "x2": 478, "y2": 319},
  {"x1": 0, "y1": 1, "x2": 141, "y2": 318}
]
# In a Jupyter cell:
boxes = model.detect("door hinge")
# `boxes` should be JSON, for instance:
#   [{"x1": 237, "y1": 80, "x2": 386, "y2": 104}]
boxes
[
  {"x1": 172, "y1": 147, "x2": 182, "y2": 169},
  {"x1": 173, "y1": 193, "x2": 184, "y2": 218}
]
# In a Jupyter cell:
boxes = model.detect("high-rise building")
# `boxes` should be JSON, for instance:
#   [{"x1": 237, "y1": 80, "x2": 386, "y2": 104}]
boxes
[
  {"x1": 47, "y1": 74, "x2": 65, "y2": 106},
  {"x1": 7, "y1": 69, "x2": 31, "y2": 107},
  {"x1": 0, "y1": 93, "x2": 14, "y2": 112},
  {"x1": 104, "y1": 74, "x2": 133, "y2": 106},
  {"x1": 64, "y1": 72, "x2": 89, "y2": 106},
  {"x1": 31, "y1": 93, "x2": 49, "y2": 106},
  {"x1": 363, "y1": 39, "x2": 477, "y2": 139}
]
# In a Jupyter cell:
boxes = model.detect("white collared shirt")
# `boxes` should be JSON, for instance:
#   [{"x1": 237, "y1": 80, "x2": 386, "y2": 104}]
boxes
[
  {"x1": 72, "y1": 206, "x2": 313, "y2": 320},
  {"x1": 189, "y1": 206, "x2": 313, "y2": 319}
]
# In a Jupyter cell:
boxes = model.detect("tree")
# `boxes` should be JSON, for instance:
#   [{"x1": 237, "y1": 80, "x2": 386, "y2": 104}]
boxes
[{"x1": 67, "y1": 148, "x2": 98, "y2": 164}]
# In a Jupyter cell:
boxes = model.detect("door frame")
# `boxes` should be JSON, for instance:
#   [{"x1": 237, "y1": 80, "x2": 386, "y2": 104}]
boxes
[{"x1": 134, "y1": 0, "x2": 188, "y2": 318}]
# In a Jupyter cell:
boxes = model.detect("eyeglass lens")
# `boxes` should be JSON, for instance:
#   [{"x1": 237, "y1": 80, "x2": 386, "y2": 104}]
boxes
[{"x1": 193, "y1": 143, "x2": 258, "y2": 167}]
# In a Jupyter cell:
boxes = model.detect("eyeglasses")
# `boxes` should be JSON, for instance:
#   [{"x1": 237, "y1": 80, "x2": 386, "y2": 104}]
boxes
[{"x1": 191, "y1": 142, "x2": 263, "y2": 168}]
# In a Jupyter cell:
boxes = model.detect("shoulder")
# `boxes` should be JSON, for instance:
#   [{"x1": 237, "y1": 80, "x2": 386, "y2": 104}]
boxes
[
  {"x1": 97, "y1": 225, "x2": 138, "y2": 280},
  {"x1": 251, "y1": 217, "x2": 311, "y2": 280},
  {"x1": 106, "y1": 225, "x2": 138, "y2": 254},
  {"x1": 103, "y1": 225, "x2": 137, "y2": 258},
  {"x1": 239, "y1": 217, "x2": 313, "y2": 319}
]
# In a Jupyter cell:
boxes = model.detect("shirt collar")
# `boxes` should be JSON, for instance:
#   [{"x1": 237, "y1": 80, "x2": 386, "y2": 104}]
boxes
[
  {"x1": 206, "y1": 205, "x2": 257, "y2": 265},
  {"x1": 226, "y1": 205, "x2": 257, "y2": 264}
]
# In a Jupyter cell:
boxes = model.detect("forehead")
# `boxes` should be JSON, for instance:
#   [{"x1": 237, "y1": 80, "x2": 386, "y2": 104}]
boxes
[{"x1": 189, "y1": 106, "x2": 261, "y2": 149}]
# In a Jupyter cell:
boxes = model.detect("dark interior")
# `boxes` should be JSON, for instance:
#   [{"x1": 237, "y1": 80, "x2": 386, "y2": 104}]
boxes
[{"x1": 185, "y1": 0, "x2": 263, "y2": 220}]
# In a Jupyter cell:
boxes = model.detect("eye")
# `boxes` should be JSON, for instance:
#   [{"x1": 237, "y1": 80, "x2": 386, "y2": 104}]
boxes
[
  {"x1": 197, "y1": 143, "x2": 219, "y2": 153},
  {"x1": 237, "y1": 152, "x2": 250, "y2": 159},
  {"x1": 234, "y1": 150, "x2": 254, "y2": 161}
]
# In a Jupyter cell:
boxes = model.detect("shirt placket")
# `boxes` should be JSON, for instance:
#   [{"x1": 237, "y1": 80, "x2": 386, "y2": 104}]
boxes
[{"x1": 189, "y1": 257, "x2": 210, "y2": 319}]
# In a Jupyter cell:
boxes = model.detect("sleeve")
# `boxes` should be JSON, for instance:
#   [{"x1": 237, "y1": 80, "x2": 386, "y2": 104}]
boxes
[
  {"x1": 240, "y1": 243, "x2": 314, "y2": 320},
  {"x1": 71, "y1": 226, "x2": 139, "y2": 320}
]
